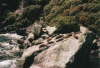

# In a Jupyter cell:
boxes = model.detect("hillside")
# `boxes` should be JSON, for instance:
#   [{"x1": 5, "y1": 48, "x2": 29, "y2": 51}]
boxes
[
  {"x1": 0, "y1": 0, "x2": 100, "y2": 35},
  {"x1": 0, "y1": 0, "x2": 100, "y2": 68}
]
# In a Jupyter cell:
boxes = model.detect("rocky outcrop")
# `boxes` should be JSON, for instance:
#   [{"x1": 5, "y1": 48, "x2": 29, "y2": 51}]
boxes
[
  {"x1": 0, "y1": 25, "x2": 99, "y2": 68},
  {"x1": 29, "y1": 33, "x2": 85, "y2": 68},
  {"x1": 19, "y1": 31, "x2": 86, "y2": 68}
]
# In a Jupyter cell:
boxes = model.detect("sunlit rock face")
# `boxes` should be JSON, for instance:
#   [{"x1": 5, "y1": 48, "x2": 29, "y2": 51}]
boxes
[
  {"x1": 29, "y1": 33, "x2": 86, "y2": 68},
  {"x1": 0, "y1": 59, "x2": 25, "y2": 68},
  {"x1": 0, "y1": 60, "x2": 16, "y2": 68},
  {"x1": 46, "y1": 26, "x2": 57, "y2": 35},
  {"x1": 80, "y1": 25, "x2": 90, "y2": 34},
  {"x1": 21, "y1": 45, "x2": 40, "y2": 59}
]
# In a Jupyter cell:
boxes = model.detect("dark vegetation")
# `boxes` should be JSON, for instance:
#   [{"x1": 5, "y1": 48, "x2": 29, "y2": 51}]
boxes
[{"x1": 0, "y1": 0, "x2": 100, "y2": 35}]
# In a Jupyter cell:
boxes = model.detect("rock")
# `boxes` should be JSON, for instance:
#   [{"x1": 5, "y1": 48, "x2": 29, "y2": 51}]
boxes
[
  {"x1": 30, "y1": 65, "x2": 41, "y2": 68},
  {"x1": 0, "y1": 59, "x2": 25, "y2": 68},
  {"x1": 32, "y1": 38, "x2": 44, "y2": 45},
  {"x1": 0, "y1": 36, "x2": 10, "y2": 42},
  {"x1": 0, "y1": 60, "x2": 16, "y2": 68},
  {"x1": 80, "y1": 25, "x2": 90, "y2": 34},
  {"x1": 40, "y1": 27, "x2": 49, "y2": 39},
  {"x1": 0, "y1": 42, "x2": 18, "y2": 50},
  {"x1": 0, "y1": 33, "x2": 23, "y2": 40},
  {"x1": 26, "y1": 23, "x2": 42, "y2": 39},
  {"x1": 15, "y1": 9, "x2": 23, "y2": 15},
  {"x1": 24, "y1": 32, "x2": 34, "y2": 45},
  {"x1": 27, "y1": 33, "x2": 34, "y2": 40},
  {"x1": 41, "y1": 34, "x2": 49, "y2": 39},
  {"x1": 55, "y1": 34, "x2": 64, "y2": 39},
  {"x1": 17, "y1": 39, "x2": 24, "y2": 45},
  {"x1": 46, "y1": 26, "x2": 57, "y2": 35},
  {"x1": 0, "y1": 40, "x2": 21, "y2": 61},
  {"x1": 30, "y1": 33, "x2": 86, "y2": 68},
  {"x1": 40, "y1": 40, "x2": 49, "y2": 47},
  {"x1": 21, "y1": 45, "x2": 40, "y2": 59}
]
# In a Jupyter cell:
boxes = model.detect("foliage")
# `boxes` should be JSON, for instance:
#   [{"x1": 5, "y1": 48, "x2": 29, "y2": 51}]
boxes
[
  {"x1": 0, "y1": 5, "x2": 41, "y2": 34},
  {"x1": 0, "y1": 0, "x2": 100, "y2": 35},
  {"x1": 43, "y1": 0, "x2": 100, "y2": 35}
]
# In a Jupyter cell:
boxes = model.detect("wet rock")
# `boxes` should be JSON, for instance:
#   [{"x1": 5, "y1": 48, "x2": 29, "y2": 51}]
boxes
[
  {"x1": 0, "y1": 36, "x2": 21, "y2": 61},
  {"x1": 0, "y1": 33, "x2": 23, "y2": 40}
]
